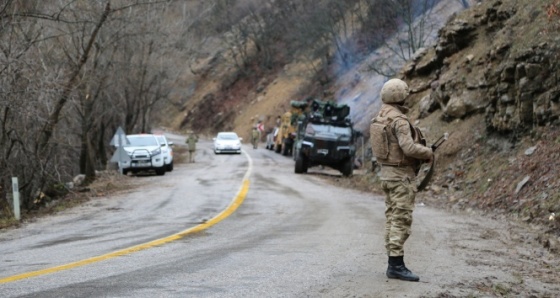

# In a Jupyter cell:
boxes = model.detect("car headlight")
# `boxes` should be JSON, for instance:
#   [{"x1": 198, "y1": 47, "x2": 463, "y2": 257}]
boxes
[{"x1": 150, "y1": 148, "x2": 161, "y2": 156}]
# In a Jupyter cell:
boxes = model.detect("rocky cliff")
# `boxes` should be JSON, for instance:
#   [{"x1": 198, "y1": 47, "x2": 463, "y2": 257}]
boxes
[
  {"x1": 395, "y1": 0, "x2": 560, "y2": 245},
  {"x1": 405, "y1": 0, "x2": 560, "y2": 131}
]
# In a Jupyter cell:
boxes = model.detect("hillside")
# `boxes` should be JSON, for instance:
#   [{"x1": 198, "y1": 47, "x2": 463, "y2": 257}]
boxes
[
  {"x1": 403, "y1": 0, "x2": 560, "y2": 242},
  {"x1": 170, "y1": 0, "x2": 559, "y2": 252}
]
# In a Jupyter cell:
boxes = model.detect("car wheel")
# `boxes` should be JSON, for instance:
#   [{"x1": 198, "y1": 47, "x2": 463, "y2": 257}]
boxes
[
  {"x1": 167, "y1": 161, "x2": 174, "y2": 172},
  {"x1": 295, "y1": 154, "x2": 307, "y2": 174},
  {"x1": 155, "y1": 167, "x2": 166, "y2": 176},
  {"x1": 282, "y1": 138, "x2": 293, "y2": 156},
  {"x1": 341, "y1": 159, "x2": 353, "y2": 177}
]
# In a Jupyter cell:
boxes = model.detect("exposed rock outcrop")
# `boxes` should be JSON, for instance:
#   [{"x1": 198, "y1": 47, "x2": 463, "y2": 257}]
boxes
[{"x1": 405, "y1": 0, "x2": 560, "y2": 133}]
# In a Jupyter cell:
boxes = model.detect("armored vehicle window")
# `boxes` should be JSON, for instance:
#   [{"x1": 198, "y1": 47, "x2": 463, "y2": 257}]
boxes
[{"x1": 307, "y1": 124, "x2": 351, "y2": 136}]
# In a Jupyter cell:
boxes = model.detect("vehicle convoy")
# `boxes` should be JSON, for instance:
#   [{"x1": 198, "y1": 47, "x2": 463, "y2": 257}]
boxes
[
  {"x1": 119, "y1": 134, "x2": 166, "y2": 176},
  {"x1": 293, "y1": 99, "x2": 357, "y2": 177}
]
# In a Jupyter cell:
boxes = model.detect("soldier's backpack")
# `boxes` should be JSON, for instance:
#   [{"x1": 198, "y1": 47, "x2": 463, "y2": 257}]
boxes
[
  {"x1": 369, "y1": 115, "x2": 401, "y2": 161},
  {"x1": 370, "y1": 116, "x2": 426, "y2": 163}
]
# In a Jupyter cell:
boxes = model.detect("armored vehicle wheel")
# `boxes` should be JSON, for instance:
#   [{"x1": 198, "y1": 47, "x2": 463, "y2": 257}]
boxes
[
  {"x1": 341, "y1": 159, "x2": 353, "y2": 177},
  {"x1": 295, "y1": 154, "x2": 308, "y2": 174}
]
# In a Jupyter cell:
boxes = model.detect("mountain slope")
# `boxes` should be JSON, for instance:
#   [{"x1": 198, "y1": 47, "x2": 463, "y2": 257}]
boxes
[{"x1": 402, "y1": 0, "x2": 560, "y2": 240}]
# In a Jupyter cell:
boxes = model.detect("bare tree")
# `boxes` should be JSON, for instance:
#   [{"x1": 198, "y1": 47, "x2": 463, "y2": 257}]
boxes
[
  {"x1": 364, "y1": 0, "x2": 440, "y2": 77},
  {"x1": 37, "y1": 2, "x2": 111, "y2": 152},
  {"x1": 0, "y1": 0, "x2": 189, "y2": 217}
]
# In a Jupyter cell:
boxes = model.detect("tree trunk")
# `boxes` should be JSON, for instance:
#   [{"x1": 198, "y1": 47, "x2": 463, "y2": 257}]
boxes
[{"x1": 37, "y1": 2, "x2": 111, "y2": 152}]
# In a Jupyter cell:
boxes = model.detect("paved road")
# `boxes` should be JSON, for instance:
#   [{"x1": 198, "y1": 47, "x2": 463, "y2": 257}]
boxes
[{"x1": 0, "y1": 137, "x2": 559, "y2": 297}]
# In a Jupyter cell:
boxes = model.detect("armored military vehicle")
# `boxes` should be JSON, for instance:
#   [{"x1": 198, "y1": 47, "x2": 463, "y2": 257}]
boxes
[{"x1": 293, "y1": 99, "x2": 357, "y2": 177}]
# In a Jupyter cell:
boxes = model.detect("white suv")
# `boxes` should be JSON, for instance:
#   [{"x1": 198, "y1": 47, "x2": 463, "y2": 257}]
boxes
[
  {"x1": 119, "y1": 134, "x2": 166, "y2": 176},
  {"x1": 155, "y1": 134, "x2": 174, "y2": 171}
]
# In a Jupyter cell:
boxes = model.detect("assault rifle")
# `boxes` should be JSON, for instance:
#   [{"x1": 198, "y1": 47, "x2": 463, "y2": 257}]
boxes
[
  {"x1": 431, "y1": 133, "x2": 448, "y2": 151},
  {"x1": 417, "y1": 133, "x2": 448, "y2": 191}
]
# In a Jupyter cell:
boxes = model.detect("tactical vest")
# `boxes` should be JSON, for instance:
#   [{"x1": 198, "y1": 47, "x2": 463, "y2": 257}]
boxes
[{"x1": 370, "y1": 112, "x2": 425, "y2": 167}]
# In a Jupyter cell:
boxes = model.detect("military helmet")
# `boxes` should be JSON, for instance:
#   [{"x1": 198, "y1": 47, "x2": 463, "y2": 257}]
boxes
[{"x1": 381, "y1": 78, "x2": 409, "y2": 104}]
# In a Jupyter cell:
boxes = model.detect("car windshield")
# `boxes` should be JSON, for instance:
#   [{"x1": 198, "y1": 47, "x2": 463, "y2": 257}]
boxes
[
  {"x1": 217, "y1": 133, "x2": 238, "y2": 140},
  {"x1": 156, "y1": 135, "x2": 166, "y2": 145},
  {"x1": 126, "y1": 135, "x2": 158, "y2": 146}
]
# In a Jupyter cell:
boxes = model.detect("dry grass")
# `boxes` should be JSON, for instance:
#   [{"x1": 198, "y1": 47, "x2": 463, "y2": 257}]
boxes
[{"x1": 0, "y1": 170, "x2": 139, "y2": 230}]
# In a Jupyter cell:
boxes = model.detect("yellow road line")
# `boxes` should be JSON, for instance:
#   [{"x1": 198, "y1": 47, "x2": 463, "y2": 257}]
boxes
[{"x1": 0, "y1": 152, "x2": 253, "y2": 284}]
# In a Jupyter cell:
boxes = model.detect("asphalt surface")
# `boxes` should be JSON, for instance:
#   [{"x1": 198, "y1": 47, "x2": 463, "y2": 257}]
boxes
[{"x1": 0, "y1": 135, "x2": 559, "y2": 297}]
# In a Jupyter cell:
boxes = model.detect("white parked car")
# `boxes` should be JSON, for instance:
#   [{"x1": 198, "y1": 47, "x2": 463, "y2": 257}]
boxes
[
  {"x1": 213, "y1": 132, "x2": 242, "y2": 154},
  {"x1": 119, "y1": 134, "x2": 166, "y2": 175},
  {"x1": 155, "y1": 134, "x2": 174, "y2": 171}
]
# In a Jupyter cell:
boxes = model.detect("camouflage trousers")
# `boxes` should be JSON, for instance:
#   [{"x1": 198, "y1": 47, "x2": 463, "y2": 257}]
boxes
[
  {"x1": 188, "y1": 150, "x2": 195, "y2": 163},
  {"x1": 381, "y1": 179, "x2": 416, "y2": 257}
]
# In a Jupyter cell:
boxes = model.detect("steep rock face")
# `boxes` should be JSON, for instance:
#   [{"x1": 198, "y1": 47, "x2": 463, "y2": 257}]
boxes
[
  {"x1": 403, "y1": 0, "x2": 560, "y2": 133},
  {"x1": 388, "y1": 0, "x2": 560, "y2": 237}
]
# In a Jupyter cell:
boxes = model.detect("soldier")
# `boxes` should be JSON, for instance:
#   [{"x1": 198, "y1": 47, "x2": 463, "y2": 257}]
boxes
[
  {"x1": 251, "y1": 126, "x2": 259, "y2": 149},
  {"x1": 185, "y1": 131, "x2": 198, "y2": 163},
  {"x1": 370, "y1": 78, "x2": 433, "y2": 282}
]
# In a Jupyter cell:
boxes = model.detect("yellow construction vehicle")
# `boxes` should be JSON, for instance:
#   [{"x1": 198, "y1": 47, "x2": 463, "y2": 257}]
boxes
[
  {"x1": 273, "y1": 101, "x2": 308, "y2": 156},
  {"x1": 274, "y1": 111, "x2": 295, "y2": 155}
]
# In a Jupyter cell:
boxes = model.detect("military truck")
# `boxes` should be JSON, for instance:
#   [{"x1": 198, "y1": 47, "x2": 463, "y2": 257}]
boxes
[{"x1": 293, "y1": 99, "x2": 357, "y2": 177}]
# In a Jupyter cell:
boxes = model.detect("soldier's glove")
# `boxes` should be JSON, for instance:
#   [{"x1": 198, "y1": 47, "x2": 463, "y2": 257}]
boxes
[{"x1": 423, "y1": 155, "x2": 432, "y2": 164}]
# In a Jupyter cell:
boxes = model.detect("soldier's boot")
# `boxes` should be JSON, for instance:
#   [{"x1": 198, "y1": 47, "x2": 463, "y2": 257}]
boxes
[{"x1": 386, "y1": 256, "x2": 419, "y2": 282}]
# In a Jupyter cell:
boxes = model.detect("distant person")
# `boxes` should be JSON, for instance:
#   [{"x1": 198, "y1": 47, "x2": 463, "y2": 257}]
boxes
[
  {"x1": 369, "y1": 78, "x2": 433, "y2": 282},
  {"x1": 251, "y1": 127, "x2": 259, "y2": 149},
  {"x1": 185, "y1": 131, "x2": 198, "y2": 163}
]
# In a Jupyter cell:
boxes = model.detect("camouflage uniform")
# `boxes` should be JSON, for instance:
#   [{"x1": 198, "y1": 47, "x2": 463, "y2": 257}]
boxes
[
  {"x1": 375, "y1": 104, "x2": 432, "y2": 256},
  {"x1": 370, "y1": 78, "x2": 432, "y2": 282},
  {"x1": 251, "y1": 128, "x2": 259, "y2": 149},
  {"x1": 186, "y1": 133, "x2": 198, "y2": 163}
]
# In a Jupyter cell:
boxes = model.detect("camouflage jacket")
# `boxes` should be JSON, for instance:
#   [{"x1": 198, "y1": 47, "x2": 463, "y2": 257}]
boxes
[
  {"x1": 186, "y1": 135, "x2": 197, "y2": 151},
  {"x1": 371, "y1": 104, "x2": 432, "y2": 181}
]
